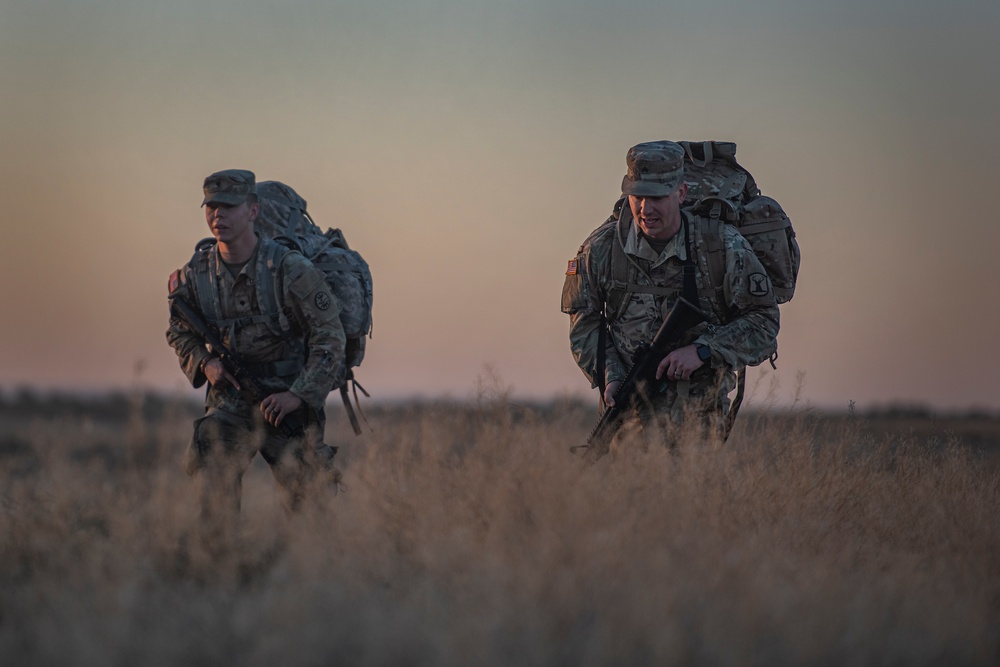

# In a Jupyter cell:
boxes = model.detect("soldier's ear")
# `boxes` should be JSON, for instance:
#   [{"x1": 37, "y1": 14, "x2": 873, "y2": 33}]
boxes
[{"x1": 677, "y1": 182, "x2": 689, "y2": 203}]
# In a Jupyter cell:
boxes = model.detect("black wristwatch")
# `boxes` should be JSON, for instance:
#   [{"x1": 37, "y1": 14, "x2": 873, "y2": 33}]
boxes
[{"x1": 696, "y1": 344, "x2": 712, "y2": 363}]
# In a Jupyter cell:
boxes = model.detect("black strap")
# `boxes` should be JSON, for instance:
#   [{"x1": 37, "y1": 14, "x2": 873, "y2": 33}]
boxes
[
  {"x1": 244, "y1": 358, "x2": 305, "y2": 377},
  {"x1": 340, "y1": 385, "x2": 361, "y2": 435},
  {"x1": 681, "y1": 214, "x2": 699, "y2": 305},
  {"x1": 725, "y1": 368, "x2": 746, "y2": 440},
  {"x1": 622, "y1": 284, "x2": 678, "y2": 296},
  {"x1": 338, "y1": 370, "x2": 371, "y2": 436},
  {"x1": 596, "y1": 306, "x2": 607, "y2": 409}
]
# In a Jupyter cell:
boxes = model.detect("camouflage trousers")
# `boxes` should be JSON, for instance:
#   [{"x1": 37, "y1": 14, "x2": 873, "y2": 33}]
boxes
[{"x1": 183, "y1": 405, "x2": 326, "y2": 549}]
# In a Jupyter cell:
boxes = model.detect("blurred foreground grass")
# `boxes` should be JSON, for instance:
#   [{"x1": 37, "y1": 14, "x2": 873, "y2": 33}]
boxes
[{"x1": 1, "y1": 389, "x2": 998, "y2": 666}]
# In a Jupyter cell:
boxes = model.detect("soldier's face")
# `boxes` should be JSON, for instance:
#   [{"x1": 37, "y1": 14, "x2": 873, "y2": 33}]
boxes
[
  {"x1": 629, "y1": 183, "x2": 687, "y2": 242},
  {"x1": 204, "y1": 199, "x2": 258, "y2": 245}
]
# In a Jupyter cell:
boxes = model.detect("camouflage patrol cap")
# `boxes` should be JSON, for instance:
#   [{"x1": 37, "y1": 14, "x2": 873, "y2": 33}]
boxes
[
  {"x1": 621, "y1": 141, "x2": 685, "y2": 197},
  {"x1": 201, "y1": 169, "x2": 256, "y2": 207}
]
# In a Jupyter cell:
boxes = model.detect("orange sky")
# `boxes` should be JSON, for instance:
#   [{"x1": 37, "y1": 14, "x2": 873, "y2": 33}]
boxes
[{"x1": 1, "y1": 1, "x2": 998, "y2": 411}]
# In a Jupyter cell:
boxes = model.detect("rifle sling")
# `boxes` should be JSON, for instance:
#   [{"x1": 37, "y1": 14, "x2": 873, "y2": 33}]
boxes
[{"x1": 681, "y1": 215, "x2": 699, "y2": 305}]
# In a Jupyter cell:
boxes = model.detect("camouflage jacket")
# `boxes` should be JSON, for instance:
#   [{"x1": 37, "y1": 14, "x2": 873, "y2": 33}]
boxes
[
  {"x1": 561, "y1": 207, "x2": 779, "y2": 407},
  {"x1": 166, "y1": 235, "x2": 346, "y2": 413}
]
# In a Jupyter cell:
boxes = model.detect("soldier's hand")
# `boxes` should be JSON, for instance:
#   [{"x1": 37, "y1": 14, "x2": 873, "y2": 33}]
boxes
[
  {"x1": 604, "y1": 381, "x2": 621, "y2": 407},
  {"x1": 204, "y1": 358, "x2": 241, "y2": 390},
  {"x1": 656, "y1": 345, "x2": 704, "y2": 382},
  {"x1": 260, "y1": 391, "x2": 304, "y2": 427}
]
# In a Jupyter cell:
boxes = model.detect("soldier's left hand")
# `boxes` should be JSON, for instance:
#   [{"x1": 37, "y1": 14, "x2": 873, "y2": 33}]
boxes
[
  {"x1": 656, "y1": 345, "x2": 704, "y2": 382},
  {"x1": 260, "y1": 391, "x2": 304, "y2": 427}
]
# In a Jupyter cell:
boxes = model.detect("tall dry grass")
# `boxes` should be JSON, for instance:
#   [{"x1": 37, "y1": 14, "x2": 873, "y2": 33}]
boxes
[{"x1": 1, "y1": 389, "x2": 998, "y2": 666}]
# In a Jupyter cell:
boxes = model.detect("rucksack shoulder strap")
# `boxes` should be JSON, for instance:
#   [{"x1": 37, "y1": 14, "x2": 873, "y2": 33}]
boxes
[
  {"x1": 190, "y1": 238, "x2": 223, "y2": 323},
  {"x1": 257, "y1": 238, "x2": 295, "y2": 333},
  {"x1": 684, "y1": 214, "x2": 728, "y2": 317},
  {"x1": 607, "y1": 213, "x2": 631, "y2": 317},
  {"x1": 700, "y1": 216, "x2": 726, "y2": 298}
]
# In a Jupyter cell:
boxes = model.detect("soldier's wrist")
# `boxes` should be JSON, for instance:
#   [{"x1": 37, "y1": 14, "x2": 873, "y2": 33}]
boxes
[
  {"x1": 606, "y1": 370, "x2": 626, "y2": 385},
  {"x1": 693, "y1": 339, "x2": 716, "y2": 367}
]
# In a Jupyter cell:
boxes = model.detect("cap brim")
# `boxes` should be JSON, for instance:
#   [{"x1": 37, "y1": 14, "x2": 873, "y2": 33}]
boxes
[
  {"x1": 201, "y1": 192, "x2": 248, "y2": 207},
  {"x1": 621, "y1": 176, "x2": 681, "y2": 198}
]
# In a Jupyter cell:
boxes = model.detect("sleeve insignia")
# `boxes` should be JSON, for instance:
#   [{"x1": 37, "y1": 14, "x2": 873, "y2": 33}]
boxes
[
  {"x1": 314, "y1": 291, "x2": 332, "y2": 311},
  {"x1": 748, "y1": 272, "x2": 771, "y2": 297},
  {"x1": 566, "y1": 259, "x2": 579, "y2": 275}
]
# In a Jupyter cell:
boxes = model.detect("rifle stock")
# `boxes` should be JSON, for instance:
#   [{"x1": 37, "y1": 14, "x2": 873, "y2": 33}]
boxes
[
  {"x1": 582, "y1": 297, "x2": 707, "y2": 462},
  {"x1": 169, "y1": 294, "x2": 306, "y2": 437}
]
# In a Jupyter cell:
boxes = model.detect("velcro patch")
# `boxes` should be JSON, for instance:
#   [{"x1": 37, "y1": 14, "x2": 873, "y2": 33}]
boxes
[
  {"x1": 566, "y1": 259, "x2": 579, "y2": 275},
  {"x1": 290, "y1": 267, "x2": 325, "y2": 299},
  {"x1": 168, "y1": 270, "x2": 180, "y2": 295}
]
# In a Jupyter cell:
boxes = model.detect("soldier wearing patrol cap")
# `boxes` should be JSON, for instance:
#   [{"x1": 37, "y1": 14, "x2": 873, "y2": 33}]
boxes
[
  {"x1": 561, "y1": 141, "x2": 779, "y2": 449},
  {"x1": 166, "y1": 169, "x2": 346, "y2": 548}
]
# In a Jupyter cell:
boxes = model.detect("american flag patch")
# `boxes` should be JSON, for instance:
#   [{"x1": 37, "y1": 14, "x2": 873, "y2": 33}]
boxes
[
  {"x1": 168, "y1": 270, "x2": 180, "y2": 295},
  {"x1": 566, "y1": 259, "x2": 579, "y2": 275}
]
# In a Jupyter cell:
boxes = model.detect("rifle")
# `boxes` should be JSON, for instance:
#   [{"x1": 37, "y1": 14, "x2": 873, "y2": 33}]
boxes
[
  {"x1": 578, "y1": 297, "x2": 707, "y2": 462},
  {"x1": 169, "y1": 294, "x2": 308, "y2": 438}
]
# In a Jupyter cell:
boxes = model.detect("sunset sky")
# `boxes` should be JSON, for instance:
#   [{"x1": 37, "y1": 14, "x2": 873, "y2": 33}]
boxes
[{"x1": 1, "y1": 0, "x2": 998, "y2": 411}]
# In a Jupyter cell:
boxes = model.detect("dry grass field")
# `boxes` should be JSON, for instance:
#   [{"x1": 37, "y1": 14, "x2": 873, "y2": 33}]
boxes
[{"x1": 1, "y1": 386, "x2": 999, "y2": 666}]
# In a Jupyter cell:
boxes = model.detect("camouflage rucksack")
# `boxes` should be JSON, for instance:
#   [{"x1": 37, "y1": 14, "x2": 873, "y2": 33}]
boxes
[
  {"x1": 254, "y1": 181, "x2": 373, "y2": 370},
  {"x1": 676, "y1": 140, "x2": 799, "y2": 304}
]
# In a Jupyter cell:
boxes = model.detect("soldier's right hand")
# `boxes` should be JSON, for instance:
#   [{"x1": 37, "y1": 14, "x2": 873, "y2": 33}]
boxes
[
  {"x1": 604, "y1": 381, "x2": 621, "y2": 407},
  {"x1": 203, "y1": 358, "x2": 241, "y2": 391}
]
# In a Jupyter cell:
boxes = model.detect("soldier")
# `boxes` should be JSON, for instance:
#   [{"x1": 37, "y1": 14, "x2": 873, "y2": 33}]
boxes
[
  {"x1": 166, "y1": 169, "x2": 345, "y2": 547},
  {"x1": 561, "y1": 141, "x2": 779, "y2": 448}
]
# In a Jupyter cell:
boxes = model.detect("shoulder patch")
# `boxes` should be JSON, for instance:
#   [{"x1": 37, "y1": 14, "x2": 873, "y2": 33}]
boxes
[
  {"x1": 748, "y1": 272, "x2": 771, "y2": 297},
  {"x1": 168, "y1": 270, "x2": 180, "y2": 295},
  {"x1": 566, "y1": 259, "x2": 579, "y2": 275},
  {"x1": 314, "y1": 291, "x2": 332, "y2": 311}
]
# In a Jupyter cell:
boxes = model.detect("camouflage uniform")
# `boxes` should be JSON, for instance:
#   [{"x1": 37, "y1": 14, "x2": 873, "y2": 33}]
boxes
[
  {"x1": 166, "y1": 169, "x2": 345, "y2": 523},
  {"x1": 167, "y1": 240, "x2": 345, "y2": 419},
  {"x1": 562, "y1": 142, "x2": 779, "y2": 441}
]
